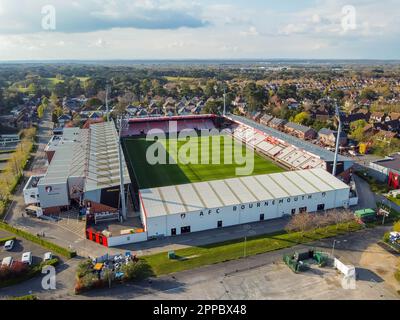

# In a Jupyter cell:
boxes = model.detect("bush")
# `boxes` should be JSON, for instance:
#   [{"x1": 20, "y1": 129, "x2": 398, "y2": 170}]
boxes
[
  {"x1": 383, "y1": 232, "x2": 390, "y2": 243},
  {"x1": 0, "y1": 258, "x2": 59, "y2": 288},
  {"x1": 0, "y1": 236, "x2": 16, "y2": 245},
  {"x1": 76, "y1": 260, "x2": 93, "y2": 278},
  {"x1": 394, "y1": 221, "x2": 400, "y2": 232},
  {"x1": 395, "y1": 269, "x2": 400, "y2": 283},
  {"x1": 121, "y1": 260, "x2": 151, "y2": 282},
  {"x1": 11, "y1": 295, "x2": 38, "y2": 300},
  {"x1": 0, "y1": 262, "x2": 29, "y2": 282},
  {"x1": 0, "y1": 221, "x2": 76, "y2": 258}
]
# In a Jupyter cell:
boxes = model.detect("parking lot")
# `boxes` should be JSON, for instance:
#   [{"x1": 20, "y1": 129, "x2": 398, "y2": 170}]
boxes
[{"x1": 0, "y1": 230, "x2": 53, "y2": 267}]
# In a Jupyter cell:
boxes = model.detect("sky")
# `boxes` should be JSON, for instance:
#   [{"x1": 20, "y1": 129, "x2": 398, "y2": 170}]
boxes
[{"x1": 0, "y1": 0, "x2": 399, "y2": 61}]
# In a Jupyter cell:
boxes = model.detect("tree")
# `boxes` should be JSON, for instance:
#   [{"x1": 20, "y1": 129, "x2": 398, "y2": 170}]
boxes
[
  {"x1": 243, "y1": 82, "x2": 269, "y2": 112},
  {"x1": 277, "y1": 84, "x2": 297, "y2": 100},
  {"x1": 329, "y1": 89, "x2": 345, "y2": 102},
  {"x1": 360, "y1": 88, "x2": 378, "y2": 101},
  {"x1": 349, "y1": 119, "x2": 368, "y2": 142},
  {"x1": 50, "y1": 92, "x2": 58, "y2": 106},
  {"x1": 293, "y1": 112, "x2": 310, "y2": 125},
  {"x1": 37, "y1": 104, "x2": 45, "y2": 118},
  {"x1": 203, "y1": 100, "x2": 221, "y2": 114},
  {"x1": 204, "y1": 80, "x2": 218, "y2": 98},
  {"x1": 285, "y1": 212, "x2": 315, "y2": 237}
]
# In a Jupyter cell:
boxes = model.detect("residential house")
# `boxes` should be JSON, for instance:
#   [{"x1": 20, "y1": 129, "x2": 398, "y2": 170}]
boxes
[
  {"x1": 370, "y1": 112, "x2": 385, "y2": 123},
  {"x1": 318, "y1": 128, "x2": 348, "y2": 147},
  {"x1": 385, "y1": 112, "x2": 400, "y2": 122},
  {"x1": 251, "y1": 112, "x2": 263, "y2": 122},
  {"x1": 374, "y1": 130, "x2": 397, "y2": 142},
  {"x1": 286, "y1": 98, "x2": 300, "y2": 110},
  {"x1": 284, "y1": 122, "x2": 317, "y2": 140},
  {"x1": 260, "y1": 114, "x2": 273, "y2": 127},
  {"x1": 268, "y1": 117, "x2": 287, "y2": 130}
]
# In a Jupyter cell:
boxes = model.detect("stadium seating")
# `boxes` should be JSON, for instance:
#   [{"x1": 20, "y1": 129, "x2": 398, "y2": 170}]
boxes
[
  {"x1": 123, "y1": 118, "x2": 216, "y2": 137},
  {"x1": 230, "y1": 123, "x2": 327, "y2": 171}
]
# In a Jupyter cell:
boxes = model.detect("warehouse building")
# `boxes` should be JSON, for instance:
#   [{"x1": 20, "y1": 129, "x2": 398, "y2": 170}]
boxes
[
  {"x1": 369, "y1": 153, "x2": 400, "y2": 188},
  {"x1": 139, "y1": 168, "x2": 354, "y2": 238}
]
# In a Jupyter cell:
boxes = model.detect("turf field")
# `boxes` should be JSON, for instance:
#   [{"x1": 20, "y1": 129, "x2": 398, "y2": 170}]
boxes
[{"x1": 123, "y1": 135, "x2": 285, "y2": 189}]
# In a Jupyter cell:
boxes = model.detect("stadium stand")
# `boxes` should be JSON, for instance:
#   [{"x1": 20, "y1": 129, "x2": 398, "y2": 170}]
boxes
[
  {"x1": 122, "y1": 116, "x2": 217, "y2": 137},
  {"x1": 231, "y1": 122, "x2": 328, "y2": 171}
]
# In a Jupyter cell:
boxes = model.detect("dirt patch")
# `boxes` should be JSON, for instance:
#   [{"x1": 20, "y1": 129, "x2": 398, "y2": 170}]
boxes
[{"x1": 359, "y1": 243, "x2": 400, "y2": 293}]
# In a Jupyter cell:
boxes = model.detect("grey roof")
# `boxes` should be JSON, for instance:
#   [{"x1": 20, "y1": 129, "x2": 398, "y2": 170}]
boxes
[
  {"x1": 140, "y1": 168, "x2": 349, "y2": 218},
  {"x1": 227, "y1": 114, "x2": 352, "y2": 162},
  {"x1": 270, "y1": 117, "x2": 287, "y2": 126},
  {"x1": 285, "y1": 122, "x2": 315, "y2": 134}
]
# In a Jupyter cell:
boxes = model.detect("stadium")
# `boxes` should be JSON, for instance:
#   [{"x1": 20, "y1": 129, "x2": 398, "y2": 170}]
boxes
[
  {"x1": 23, "y1": 114, "x2": 357, "y2": 247},
  {"x1": 120, "y1": 114, "x2": 356, "y2": 242}
]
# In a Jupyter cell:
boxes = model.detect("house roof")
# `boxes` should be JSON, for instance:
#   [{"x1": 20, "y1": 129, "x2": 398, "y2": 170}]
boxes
[{"x1": 285, "y1": 122, "x2": 315, "y2": 134}]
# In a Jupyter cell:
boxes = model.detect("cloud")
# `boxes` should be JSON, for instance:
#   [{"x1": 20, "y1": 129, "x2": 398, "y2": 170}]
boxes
[
  {"x1": 0, "y1": 0, "x2": 209, "y2": 34},
  {"x1": 240, "y1": 26, "x2": 259, "y2": 37}
]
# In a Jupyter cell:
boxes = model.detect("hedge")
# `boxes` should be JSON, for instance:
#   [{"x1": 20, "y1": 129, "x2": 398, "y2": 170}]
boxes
[
  {"x1": 0, "y1": 222, "x2": 76, "y2": 258},
  {"x1": 0, "y1": 236, "x2": 16, "y2": 245},
  {"x1": 0, "y1": 258, "x2": 59, "y2": 289},
  {"x1": 10, "y1": 295, "x2": 38, "y2": 300}
]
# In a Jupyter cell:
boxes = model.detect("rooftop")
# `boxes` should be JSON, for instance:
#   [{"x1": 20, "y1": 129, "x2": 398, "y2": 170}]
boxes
[
  {"x1": 373, "y1": 153, "x2": 400, "y2": 171},
  {"x1": 140, "y1": 168, "x2": 349, "y2": 218}
]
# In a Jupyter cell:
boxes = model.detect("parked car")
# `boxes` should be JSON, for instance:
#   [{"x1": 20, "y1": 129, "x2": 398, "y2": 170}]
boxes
[
  {"x1": 4, "y1": 240, "x2": 14, "y2": 251},
  {"x1": 21, "y1": 252, "x2": 32, "y2": 266},
  {"x1": 43, "y1": 252, "x2": 53, "y2": 261},
  {"x1": 1, "y1": 256, "x2": 13, "y2": 267}
]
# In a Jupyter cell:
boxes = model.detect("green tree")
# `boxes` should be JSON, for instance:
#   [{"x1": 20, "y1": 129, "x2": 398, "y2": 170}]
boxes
[
  {"x1": 277, "y1": 84, "x2": 297, "y2": 100},
  {"x1": 360, "y1": 88, "x2": 378, "y2": 101},
  {"x1": 293, "y1": 112, "x2": 310, "y2": 125},
  {"x1": 203, "y1": 100, "x2": 221, "y2": 114},
  {"x1": 349, "y1": 119, "x2": 368, "y2": 142},
  {"x1": 243, "y1": 82, "x2": 269, "y2": 112},
  {"x1": 37, "y1": 104, "x2": 45, "y2": 118}
]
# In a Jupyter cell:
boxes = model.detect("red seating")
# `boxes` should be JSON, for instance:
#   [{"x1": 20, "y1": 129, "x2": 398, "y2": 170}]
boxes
[{"x1": 123, "y1": 118, "x2": 216, "y2": 136}]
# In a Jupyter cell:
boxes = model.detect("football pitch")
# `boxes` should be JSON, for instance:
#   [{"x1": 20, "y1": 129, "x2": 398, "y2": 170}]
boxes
[{"x1": 123, "y1": 135, "x2": 285, "y2": 189}]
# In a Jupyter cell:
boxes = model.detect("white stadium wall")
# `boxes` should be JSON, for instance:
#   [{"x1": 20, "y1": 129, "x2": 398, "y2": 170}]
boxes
[{"x1": 144, "y1": 188, "x2": 350, "y2": 238}]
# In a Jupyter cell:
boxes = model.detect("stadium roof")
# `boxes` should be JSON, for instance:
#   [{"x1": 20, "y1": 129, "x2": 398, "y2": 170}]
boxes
[
  {"x1": 139, "y1": 168, "x2": 349, "y2": 218},
  {"x1": 85, "y1": 121, "x2": 131, "y2": 192},
  {"x1": 39, "y1": 121, "x2": 130, "y2": 191},
  {"x1": 227, "y1": 114, "x2": 351, "y2": 162}
]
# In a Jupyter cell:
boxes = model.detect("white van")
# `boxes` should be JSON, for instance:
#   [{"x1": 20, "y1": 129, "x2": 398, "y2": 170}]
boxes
[
  {"x1": 4, "y1": 240, "x2": 14, "y2": 251},
  {"x1": 1, "y1": 256, "x2": 13, "y2": 267},
  {"x1": 25, "y1": 205, "x2": 43, "y2": 218},
  {"x1": 21, "y1": 252, "x2": 33, "y2": 265},
  {"x1": 43, "y1": 252, "x2": 53, "y2": 261}
]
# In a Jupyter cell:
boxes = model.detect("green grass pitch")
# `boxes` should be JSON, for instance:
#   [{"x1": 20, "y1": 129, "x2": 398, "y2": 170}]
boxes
[{"x1": 123, "y1": 135, "x2": 285, "y2": 189}]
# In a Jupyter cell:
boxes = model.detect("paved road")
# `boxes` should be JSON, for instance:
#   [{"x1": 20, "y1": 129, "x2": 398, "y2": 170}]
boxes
[
  {"x1": 3, "y1": 111, "x2": 53, "y2": 223},
  {"x1": 353, "y1": 174, "x2": 378, "y2": 210}
]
